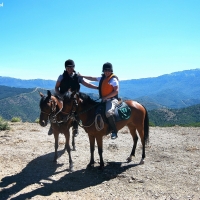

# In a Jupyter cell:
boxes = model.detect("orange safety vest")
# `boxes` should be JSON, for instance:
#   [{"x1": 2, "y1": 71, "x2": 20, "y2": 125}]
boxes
[{"x1": 100, "y1": 74, "x2": 117, "y2": 97}]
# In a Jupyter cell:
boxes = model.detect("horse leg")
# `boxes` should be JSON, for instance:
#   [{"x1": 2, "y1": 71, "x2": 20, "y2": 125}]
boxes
[
  {"x1": 137, "y1": 127, "x2": 146, "y2": 165},
  {"x1": 87, "y1": 135, "x2": 95, "y2": 168},
  {"x1": 53, "y1": 132, "x2": 59, "y2": 162},
  {"x1": 96, "y1": 135, "x2": 104, "y2": 169},
  {"x1": 71, "y1": 133, "x2": 76, "y2": 151},
  {"x1": 64, "y1": 131, "x2": 74, "y2": 172},
  {"x1": 127, "y1": 125, "x2": 138, "y2": 162}
]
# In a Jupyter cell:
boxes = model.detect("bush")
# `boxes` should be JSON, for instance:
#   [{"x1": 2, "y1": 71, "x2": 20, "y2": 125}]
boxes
[
  {"x1": 11, "y1": 117, "x2": 21, "y2": 122},
  {"x1": 35, "y1": 118, "x2": 39, "y2": 123},
  {"x1": 149, "y1": 121, "x2": 156, "y2": 127},
  {"x1": 0, "y1": 116, "x2": 10, "y2": 131}
]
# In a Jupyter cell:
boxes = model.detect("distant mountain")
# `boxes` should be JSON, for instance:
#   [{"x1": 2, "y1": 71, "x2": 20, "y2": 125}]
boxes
[
  {"x1": 0, "y1": 86, "x2": 200, "y2": 126},
  {"x1": 0, "y1": 85, "x2": 34, "y2": 100},
  {"x1": 0, "y1": 88, "x2": 99, "y2": 122},
  {"x1": 0, "y1": 88, "x2": 46, "y2": 122},
  {"x1": 0, "y1": 76, "x2": 55, "y2": 89},
  {"x1": 1, "y1": 68, "x2": 200, "y2": 109},
  {"x1": 149, "y1": 104, "x2": 200, "y2": 126},
  {"x1": 120, "y1": 69, "x2": 200, "y2": 108}
]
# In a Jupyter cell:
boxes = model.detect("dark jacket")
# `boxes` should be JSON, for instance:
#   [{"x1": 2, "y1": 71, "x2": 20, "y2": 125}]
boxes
[{"x1": 59, "y1": 71, "x2": 80, "y2": 94}]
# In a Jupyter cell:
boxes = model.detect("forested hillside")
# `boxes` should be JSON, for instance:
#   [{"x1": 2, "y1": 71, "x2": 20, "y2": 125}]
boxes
[
  {"x1": 1, "y1": 69, "x2": 200, "y2": 109},
  {"x1": 0, "y1": 86, "x2": 34, "y2": 100},
  {"x1": 0, "y1": 88, "x2": 48, "y2": 122},
  {"x1": 149, "y1": 104, "x2": 200, "y2": 126},
  {"x1": 0, "y1": 87, "x2": 200, "y2": 126}
]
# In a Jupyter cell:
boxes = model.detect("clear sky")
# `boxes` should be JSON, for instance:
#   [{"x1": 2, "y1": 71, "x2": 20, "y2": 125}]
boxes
[{"x1": 0, "y1": 0, "x2": 200, "y2": 81}]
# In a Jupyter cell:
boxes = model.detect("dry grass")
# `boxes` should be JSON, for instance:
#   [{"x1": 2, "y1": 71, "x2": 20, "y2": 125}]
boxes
[{"x1": 185, "y1": 146, "x2": 199, "y2": 151}]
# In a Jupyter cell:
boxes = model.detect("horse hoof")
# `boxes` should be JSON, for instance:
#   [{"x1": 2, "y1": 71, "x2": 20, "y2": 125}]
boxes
[
  {"x1": 126, "y1": 157, "x2": 132, "y2": 163},
  {"x1": 139, "y1": 159, "x2": 145, "y2": 165},
  {"x1": 69, "y1": 163, "x2": 74, "y2": 172},
  {"x1": 69, "y1": 167, "x2": 74, "y2": 172},
  {"x1": 87, "y1": 164, "x2": 92, "y2": 169},
  {"x1": 86, "y1": 162, "x2": 95, "y2": 169}
]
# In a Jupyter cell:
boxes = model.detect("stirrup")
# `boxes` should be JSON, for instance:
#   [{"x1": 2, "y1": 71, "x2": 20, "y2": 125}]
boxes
[
  {"x1": 111, "y1": 132, "x2": 118, "y2": 139},
  {"x1": 72, "y1": 129, "x2": 79, "y2": 137}
]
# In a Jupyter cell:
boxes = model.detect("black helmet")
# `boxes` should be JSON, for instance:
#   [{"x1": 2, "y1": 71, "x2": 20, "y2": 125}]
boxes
[
  {"x1": 65, "y1": 59, "x2": 75, "y2": 68},
  {"x1": 102, "y1": 62, "x2": 113, "y2": 72}
]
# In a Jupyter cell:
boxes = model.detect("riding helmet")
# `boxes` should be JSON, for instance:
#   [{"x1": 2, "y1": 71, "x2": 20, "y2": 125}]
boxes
[
  {"x1": 102, "y1": 62, "x2": 113, "y2": 72},
  {"x1": 65, "y1": 59, "x2": 75, "y2": 68}
]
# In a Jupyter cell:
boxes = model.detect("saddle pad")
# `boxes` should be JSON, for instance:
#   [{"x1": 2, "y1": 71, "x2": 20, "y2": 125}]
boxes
[
  {"x1": 114, "y1": 102, "x2": 131, "y2": 121},
  {"x1": 95, "y1": 102, "x2": 131, "y2": 123}
]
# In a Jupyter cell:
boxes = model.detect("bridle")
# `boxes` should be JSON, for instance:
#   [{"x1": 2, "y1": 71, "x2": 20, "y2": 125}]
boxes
[
  {"x1": 40, "y1": 97, "x2": 63, "y2": 123},
  {"x1": 40, "y1": 93, "x2": 79, "y2": 124},
  {"x1": 62, "y1": 93, "x2": 79, "y2": 122},
  {"x1": 66, "y1": 94, "x2": 102, "y2": 129}
]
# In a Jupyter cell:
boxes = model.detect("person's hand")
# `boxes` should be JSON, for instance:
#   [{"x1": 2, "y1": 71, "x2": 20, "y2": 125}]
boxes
[
  {"x1": 102, "y1": 97, "x2": 107, "y2": 102},
  {"x1": 77, "y1": 72, "x2": 82, "y2": 77}
]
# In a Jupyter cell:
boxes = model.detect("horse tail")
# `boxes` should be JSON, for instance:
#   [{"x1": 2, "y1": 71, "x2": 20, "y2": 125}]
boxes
[{"x1": 144, "y1": 107, "x2": 149, "y2": 144}]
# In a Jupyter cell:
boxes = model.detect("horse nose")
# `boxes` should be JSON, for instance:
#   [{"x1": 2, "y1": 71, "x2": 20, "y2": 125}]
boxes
[{"x1": 39, "y1": 120, "x2": 47, "y2": 127}]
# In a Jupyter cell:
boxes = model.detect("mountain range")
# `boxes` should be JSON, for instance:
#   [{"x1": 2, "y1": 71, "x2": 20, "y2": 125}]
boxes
[
  {"x1": 1, "y1": 69, "x2": 200, "y2": 126},
  {"x1": 0, "y1": 85, "x2": 200, "y2": 126},
  {"x1": 1, "y1": 68, "x2": 200, "y2": 109}
]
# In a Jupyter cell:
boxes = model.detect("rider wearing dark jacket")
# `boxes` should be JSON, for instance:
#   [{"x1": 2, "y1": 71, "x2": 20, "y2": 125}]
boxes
[{"x1": 48, "y1": 59, "x2": 98, "y2": 136}]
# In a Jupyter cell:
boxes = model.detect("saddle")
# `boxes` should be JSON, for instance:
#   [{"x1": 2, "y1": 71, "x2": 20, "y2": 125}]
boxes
[{"x1": 95, "y1": 101, "x2": 131, "y2": 123}]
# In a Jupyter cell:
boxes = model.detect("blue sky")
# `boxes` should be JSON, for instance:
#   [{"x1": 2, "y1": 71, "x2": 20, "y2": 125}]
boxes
[{"x1": 0, "y1": 0, "x2": 200, "y2": 80}]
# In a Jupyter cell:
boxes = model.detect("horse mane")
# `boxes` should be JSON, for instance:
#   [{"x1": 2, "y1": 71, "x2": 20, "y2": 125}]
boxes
[
  {"x1": 39, "y1": 95, "x2": 47, "y2": 109},
  {"x1": 79, "y1": 92, "x2": 99, "y2": 106}
]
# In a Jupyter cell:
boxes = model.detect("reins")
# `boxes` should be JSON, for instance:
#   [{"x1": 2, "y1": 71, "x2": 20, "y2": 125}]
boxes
[{"x1": 71, "y1": 97, "x2": 104, "y2": 130}]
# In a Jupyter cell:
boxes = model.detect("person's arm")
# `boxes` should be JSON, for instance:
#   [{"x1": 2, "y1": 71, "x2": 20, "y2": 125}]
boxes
[
  {"x1": 102, "y1": 85, "x2": 119, "y2": 101},
  {"x1": 55, "y1": 81, "x2": 61, "y2": 95},
  {"x1": 79, "y1": 75, "x2": 98, "y2": 82},
  {"x1": 81, "y1": 79, "x2": 98, "y2": 89}
]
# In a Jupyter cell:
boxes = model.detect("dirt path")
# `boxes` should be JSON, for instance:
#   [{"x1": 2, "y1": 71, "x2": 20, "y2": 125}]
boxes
[{"x1": 0, "y1": 123, "x2": 200, "y2": 200}]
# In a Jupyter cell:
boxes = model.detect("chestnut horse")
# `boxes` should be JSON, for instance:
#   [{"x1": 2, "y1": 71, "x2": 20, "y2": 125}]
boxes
[
  {"x1": 57, "y1": 90, "x2": 149, "y2": 169},
  {"x1": 39, "y1": 90, "x2": 75, "y2": 171}
]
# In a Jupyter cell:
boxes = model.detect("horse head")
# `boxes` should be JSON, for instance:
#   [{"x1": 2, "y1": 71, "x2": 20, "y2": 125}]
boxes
[
  {"x1": 62, "y1": 90, "x2": 80, "y2": 115},
  {"x1": 39, "y1": 90, "x2": 63, "y2": 127}
]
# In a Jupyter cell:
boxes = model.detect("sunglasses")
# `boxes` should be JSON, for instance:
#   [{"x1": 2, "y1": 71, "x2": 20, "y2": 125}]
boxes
[{"x1": 104, "y1": 69, "x2": 112, "y2": 72}]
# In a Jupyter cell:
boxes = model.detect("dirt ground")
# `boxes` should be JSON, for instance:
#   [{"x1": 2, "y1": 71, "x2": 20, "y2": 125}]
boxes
[{"x1": 0, "y1": 122, "x2": 200, "y2": 200}]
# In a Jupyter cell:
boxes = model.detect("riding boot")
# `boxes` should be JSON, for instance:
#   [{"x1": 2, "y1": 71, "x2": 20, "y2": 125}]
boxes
[
  {"x1": 107, "y1": 116, "x2": 118, "y2": 139},
  {"x1": 72, "y1": 121, "x2": 79, "y2": 137},
  {"x1": 48, "y1": 124, "x2": 53, "y2": 135}
]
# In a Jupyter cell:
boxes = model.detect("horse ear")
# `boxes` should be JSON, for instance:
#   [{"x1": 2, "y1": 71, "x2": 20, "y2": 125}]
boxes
[
  {"x1": 47, "y1": 90, "x2": 51, "y2": 98},
  {"x1": 37, "y1": 89, "x2": 43, "y2": 97},
  {"x1": 39, "y1": 92, "x2": 44, "y2": 97},
  {"x1": 79, "y1": 98, "x2": 83, "y2": 103}
]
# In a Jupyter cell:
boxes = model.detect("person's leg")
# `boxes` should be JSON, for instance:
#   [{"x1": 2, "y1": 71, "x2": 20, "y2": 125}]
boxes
[
  {"x1": 72, "y1": 120, "x2": 79, "y2": 137},
  {"x1": 48, "y1": 124, "x2": 53, "y2": 135},
  {"x1": 107, "y1": 115, "x2": 118, "y2": 139},
  {"x1": 105, "y1": 99, "x2": 118, "y2": 139}
]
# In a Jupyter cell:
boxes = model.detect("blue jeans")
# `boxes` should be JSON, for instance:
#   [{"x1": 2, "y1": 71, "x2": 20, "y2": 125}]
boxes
[{"x1": 105, "y1": 98, "x2": 118, "y2": 118}]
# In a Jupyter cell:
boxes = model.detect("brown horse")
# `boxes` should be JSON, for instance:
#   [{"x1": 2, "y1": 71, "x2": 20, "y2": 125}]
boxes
[
  {"x1": 39, "y1": 90, "x2": 75, "y2": 172},
  {"x1": 59, "y1": 90, "x2": 149, "y2": 169}
]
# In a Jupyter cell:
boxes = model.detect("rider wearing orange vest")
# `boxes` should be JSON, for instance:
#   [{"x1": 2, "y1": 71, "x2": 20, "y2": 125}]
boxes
[{"x1": 79, "y1": 62, "x2": 119, "y2": 139}]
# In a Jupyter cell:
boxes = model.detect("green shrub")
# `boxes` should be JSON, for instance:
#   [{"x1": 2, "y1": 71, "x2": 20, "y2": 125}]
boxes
[
  {"x1": 11, "y1": 117, "x2": 21, "y2": 122},
  {"x1": 149, "y1": 121, "x2": 155, "y2": 127},
  {"x1": 35, "y1": 118, "x2": 39, "y2": 123},
  {"x1": 0, "y1": 116, "x2": 10, "y2": 131}
]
